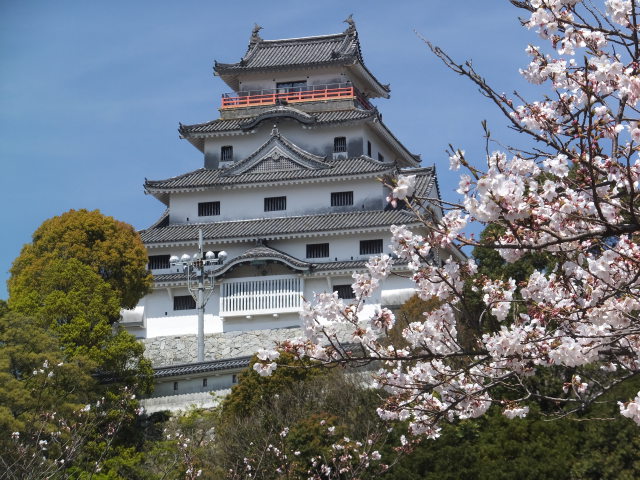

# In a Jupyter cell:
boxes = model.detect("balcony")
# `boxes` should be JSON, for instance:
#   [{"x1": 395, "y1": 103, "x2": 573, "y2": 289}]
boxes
[
  {"x1": 220, "y1": 276, "x2": 303, "y2": 317},
  {"x1": 221, "y1": 83, "x2": 373, "y2": 110}
]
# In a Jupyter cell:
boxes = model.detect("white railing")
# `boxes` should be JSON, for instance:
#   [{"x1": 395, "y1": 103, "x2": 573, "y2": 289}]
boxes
[{"x1": 220, "y1": 276, "x2": 303, "y2": 316}]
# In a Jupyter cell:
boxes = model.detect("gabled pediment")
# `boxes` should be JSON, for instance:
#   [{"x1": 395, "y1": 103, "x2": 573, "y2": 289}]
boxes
[{"x1": 222, "y1": 128, "x2": 330, "y2": 176}]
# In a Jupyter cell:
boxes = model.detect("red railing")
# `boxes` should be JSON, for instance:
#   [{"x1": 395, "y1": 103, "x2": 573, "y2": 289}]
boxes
[{"x1": 221, "y1": 84, "x2": 372, "y2": 110}]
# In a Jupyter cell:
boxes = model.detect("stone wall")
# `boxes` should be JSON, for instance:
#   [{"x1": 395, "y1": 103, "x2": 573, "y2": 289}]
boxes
[
  {"x1": 142, "y1": 324, "x2": 355, "y2": 367},
  {"x1": 143, "y1": 326, "x2": 302, "y2": 367}
]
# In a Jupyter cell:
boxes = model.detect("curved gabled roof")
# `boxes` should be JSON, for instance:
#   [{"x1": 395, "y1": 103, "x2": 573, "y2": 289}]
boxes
[
  {"x1": 224, "y1": 128, "x2": 330, "y2": 175},
  {"x1": 213, "y1": 24, "x2": 390, "y2": 99},
  {"x1": 212, "y1": 244, "x2": 312, "y2": 276},
  {"x1": 179, "y1": 108, "x2": 375, "y2": 137}
]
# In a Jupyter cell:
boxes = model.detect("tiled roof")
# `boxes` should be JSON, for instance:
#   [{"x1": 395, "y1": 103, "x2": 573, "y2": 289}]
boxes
[
  {"x1": 152, "y1": 259, "x2": 408, "y2": 284},
  {"x1": 144, "y1": 156, "x2": 396, "y2": 192},
  {"x1": 215, "y1": 31, "x2": 357, "y2": 72},
  {"x1": 179, "y1": 108, "x2": 374, "y2": 136},
  {"x1": 214, "y1": 244, "x2": 312, "y2": 275},
  {"x1": 141, "y1": 209, "x2": 420, "y2": 245},
  {"x1": 153, "y1": 356, "x2": 252, "y2": 378},
  {"x1": 213, "y1": 26, "x2": 389, "y2": 98}
]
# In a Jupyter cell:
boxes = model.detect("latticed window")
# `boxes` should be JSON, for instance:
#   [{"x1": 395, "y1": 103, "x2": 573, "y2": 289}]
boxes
[
  {"x1": 334, "y1": 136, "x2": 347, "y2": 153},
  {"x1": 148, "y1": 254, "x2": 170, "y2": 270},
  {"x1": 360, "y1": 239, "x2": 383, "y2": 255},
  {"x1": 198, "y1": 201, "x2": 220, "y2": 216},
  {"x1": 331, "y1": 191, "x2": 353, "y2": 207},
  {"x1": 333, "y1": 284, "x2": 355, "y2": 299},
  {"x1": 306, "y1": 243, "x2": 329, "y2": 258},
  {"x1": 378, "y1": 152, "x2": 385, "y2": 162},
  {"x1": 264, "y1": 196, "x2": 286, "y2": 212},
  {"x1": 221, "y1": 146, "x2": 233, "y2": 162},
  {"x1": 173, "y1": 295, "x2": 196, "y2": 311},
  {"x1": 367, "y1": 141, "x2": 372, "y2": 157}
]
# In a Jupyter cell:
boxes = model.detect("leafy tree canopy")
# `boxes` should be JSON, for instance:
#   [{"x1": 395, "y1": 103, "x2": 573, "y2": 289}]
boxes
[{"x1": 8, "y1": 209, "x2": 151, "y2": 311}]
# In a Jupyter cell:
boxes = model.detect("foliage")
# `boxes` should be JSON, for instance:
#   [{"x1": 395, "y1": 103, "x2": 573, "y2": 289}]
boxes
[
  {"x1": 0, "y1": 210, "x2": 153, "y2": 478},
  {"x1": 8, "y1": 208, "x2": 151, "y2": 311},
  {"x1": 6, "y1": 210, "x2": 153, "y2": 391},
  {"x1": 221, "y1": 352, "x2": 326, "y2": 418}
]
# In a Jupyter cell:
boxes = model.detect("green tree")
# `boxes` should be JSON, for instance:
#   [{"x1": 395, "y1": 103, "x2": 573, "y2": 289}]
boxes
[
  {"x1": 8, "y1": 209, "x2": 151, "y2": 311},
  {"x1": 1, "y1": 210, "x2": 154, "y2": 478}
]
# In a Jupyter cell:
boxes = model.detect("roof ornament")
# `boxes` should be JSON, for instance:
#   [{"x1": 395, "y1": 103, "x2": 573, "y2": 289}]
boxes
[
  {"x1": 250, "y1": 23, "x2": 263, "y2": 45},
  {"x1": 271, "y1": 124, "x2": 280, "y2": 137},
  {"x1": 343, "y1": 14, "x2": 356, "y2": 34}
]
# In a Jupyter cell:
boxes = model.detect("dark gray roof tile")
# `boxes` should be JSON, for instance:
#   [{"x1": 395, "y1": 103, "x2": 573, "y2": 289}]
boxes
[
  {"x1": 215, "y1": 33, "x2": 356, "y2": 73},
  {"x1": 141, "y1": 209, "x2": 420, "y2": 245},
  {"x1": 145, "y1": 156, "x2": 397, "y2": 191},
  {"x1": 153, "y1": 356, "x2": 252, "y2": 378},
  {"x1": 179, "y1": 108, "x2": 374, "y2": 136}
]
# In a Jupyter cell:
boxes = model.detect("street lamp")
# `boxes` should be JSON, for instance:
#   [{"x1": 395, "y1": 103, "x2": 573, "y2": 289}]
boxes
[{"x1": 170, "y1": 229, "x2": 227, "y2": 362}]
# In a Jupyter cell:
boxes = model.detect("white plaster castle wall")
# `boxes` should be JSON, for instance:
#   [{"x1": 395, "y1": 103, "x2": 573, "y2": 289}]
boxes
[
  {"x1": 236, "y1": 68, "x2": 349, "y2": 93},
  {"x1": 136, "y1": 264, "x2": 410, "y2": 339},
  {"x1": 153, "y1": 373, "x2": 235, "y2": 397},
  {"x1": 168, "y1": 177, "x2": 386, "y2": 224},
  {"x1": 203, "y1": 122, "x2": 364, "y2": 166}
]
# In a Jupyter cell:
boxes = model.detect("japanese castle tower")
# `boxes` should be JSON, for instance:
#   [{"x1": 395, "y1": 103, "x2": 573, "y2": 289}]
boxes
[{"x1": 125, "y1": 20, "x2": 451, "y2": 409}]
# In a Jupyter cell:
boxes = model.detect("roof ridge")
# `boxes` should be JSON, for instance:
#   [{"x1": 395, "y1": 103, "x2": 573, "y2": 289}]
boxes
[{"x1": 259, "y1": 32, "x2": 346, "y2": 43}]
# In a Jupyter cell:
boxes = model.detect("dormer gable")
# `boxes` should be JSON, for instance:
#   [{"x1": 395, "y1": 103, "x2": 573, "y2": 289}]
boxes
[{"x1": 222, "y1": 126, "x2": 330, "y2": 176}]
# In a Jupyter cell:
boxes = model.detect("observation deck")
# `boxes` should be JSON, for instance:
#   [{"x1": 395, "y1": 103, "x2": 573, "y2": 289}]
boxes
[{"x1": 221, "y1": 83, "x2": 373, "y2": 110}]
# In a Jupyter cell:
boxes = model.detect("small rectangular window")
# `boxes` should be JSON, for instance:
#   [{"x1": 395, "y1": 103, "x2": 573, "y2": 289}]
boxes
[
  {"x1": 333, "y1": 284, "x2": 355, "y2": 299},
  {"x1": 306, "y1": 243, "x2": 329, "y2": 258},
  {"x1": 264, "y1": 196, "x2": 286, "y2": 212},
  {"x1": 334, "y1": 137, "x2": 347, "y2": 153},
  {"x1": 360, "y1": 239, "x2": 383, "y2": 255},
  {"x1": 367, "y1": 141, "x2": 372, "y2": 157},
  {"x1": 276, "y1": 80, "x2": 307, "y2": 93},
  {"x1": 221, "y1": 146, "x2": 233, "y2": 162},
  {"x1": 378, "y1": 152, "x2": 385, "y2": 162},
  {"x1": 173, "y1": 295, "x2": 196, "y2": 311},
  {"x1": 232, "y1": 374, "x2": 238, "y2": 384},
  {"x1": 173, "y1": 381, "x2": 178, "y2": 391},
  {"x1": 148, "y1": 254, "x2": 170, "y2": 270},
  {"x1": 202, "y1": 378, "x2": 208, "y2": 387},
  {"x1": 331, "y1": 191, "x2": 353, "y2": 207},
  {"x1": 198, "y1": 201, "x2": 220, "y2": 217}
]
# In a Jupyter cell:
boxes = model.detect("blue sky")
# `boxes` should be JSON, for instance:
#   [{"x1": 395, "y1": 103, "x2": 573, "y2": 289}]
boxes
[{"x1": 0, "y1": 1, "x2": 542, "y2": 299}]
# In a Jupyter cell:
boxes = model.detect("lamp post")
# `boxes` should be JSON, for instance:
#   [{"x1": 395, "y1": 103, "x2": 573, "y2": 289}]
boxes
[{"x1": 170, "y1": 229, "x2": 227, "y2": 363}]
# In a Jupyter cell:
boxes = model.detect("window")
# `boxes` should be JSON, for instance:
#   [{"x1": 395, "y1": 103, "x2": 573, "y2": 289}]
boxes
[
  {"x1": 202, "y1": 378, "x2": 208, "y2": 387},
  {"x1": 333, "y1": 136, "x2": 347, "y2": 153},
  {"x1": 367, "y1": 141, "x2": 372, "y2": 157},
  {"x1": 198, "y1": 201, "x2": 220, "y2": 217},
  {"x1": 331, "y1": 191, "x2": 353, "y2": 207},
  {"x1": 221, "y1": 146, "x2": 233, "y2": 162},
  {"x1": 264, "y1": 196, "x2": 286, "y2": 212},
  {"x1": 276, "y1": 80, "x2": 307, "y2": 93},
  {"x1": 148, "y1": 254, "x2": 170, "y2": 270},
  {"x1": 378, "y1": 152, "x2": 385, "y2": 162},
  {"x1": 232, "y1": 374, "x2": 238, "y2": 384},
  {"x1": 173, "y1": 382, "x2": 178, "y2": 391},
  {"x1": 333, "y1": 284, "x2": 355, "y2": 299},
  {"x1": 173, "y1": 295, "x2": 196, "y2": 311},
  {"x1": 360, "y1": 239, "x2": 383, "y2": 255},
  {"x1": 306, "y1": 243, "x2": 329, "y2": 258}
]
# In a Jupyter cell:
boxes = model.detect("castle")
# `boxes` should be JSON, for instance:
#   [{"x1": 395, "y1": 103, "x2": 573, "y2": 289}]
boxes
[{"x1": 122, "y1": 19, "x2": 457, "y2": 411}]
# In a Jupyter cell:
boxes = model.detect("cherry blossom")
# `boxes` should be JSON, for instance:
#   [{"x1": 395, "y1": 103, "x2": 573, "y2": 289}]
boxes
[{"x1": 250, "y1": 0, "x2": 640, "y2": 440}]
